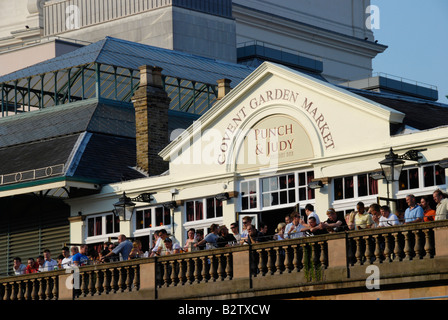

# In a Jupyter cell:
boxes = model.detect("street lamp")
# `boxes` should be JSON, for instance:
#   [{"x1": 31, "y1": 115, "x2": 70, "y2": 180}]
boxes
[
  {"x1": 113, "y1": 192, "x2": 155, "y2": 221},
  {"x1": 378, "y1": 147, "x2": 425, "y2": 204}
]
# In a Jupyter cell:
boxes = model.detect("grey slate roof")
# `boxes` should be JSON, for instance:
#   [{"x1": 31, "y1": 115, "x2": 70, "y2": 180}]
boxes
[{"x1": 0, "y1": 37, "x2": 255, "y2": 86}]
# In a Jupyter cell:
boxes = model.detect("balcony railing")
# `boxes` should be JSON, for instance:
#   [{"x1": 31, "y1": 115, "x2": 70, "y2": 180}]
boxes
[{"x1": 1, "y1": 220, "x2": 448, "y2": 300}]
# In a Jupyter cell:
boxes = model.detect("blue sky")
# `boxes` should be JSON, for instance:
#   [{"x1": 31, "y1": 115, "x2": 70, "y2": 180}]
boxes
[{"x1": 371, "y1": 0, "x2": 448, "y2": 103}]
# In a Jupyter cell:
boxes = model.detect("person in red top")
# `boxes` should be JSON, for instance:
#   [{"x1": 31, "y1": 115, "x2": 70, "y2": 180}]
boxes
[
  {"x1": 26, "y1": 257, "x2": 39, "y2": 274},
  {"x1": 420, "y1": 195, "x2": 435, "y2": 222}
]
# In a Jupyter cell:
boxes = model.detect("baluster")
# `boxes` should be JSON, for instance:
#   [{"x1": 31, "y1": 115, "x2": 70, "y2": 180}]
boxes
[
  {"x1": 423, "y1": 229, "x2": 434, "y2": 259},
  {"x1": 1, "y1": 283, "x2": 8, "y2": 300},
  {"x1": 301, "y1": 243, "x2": 308, "y2": 271},
  {"x1": 292, "y1": 245, "x2": 301, "y2": 272},
  {"x1": 133, "y1": 265, "x2": 140, "y2": 290},
  {"x1": 177, "y1": 259, "x2": 186, "y2": 285},
  {"x1": 104, "y1": 269, "x2": 111, "y2": 294},
  {"x1": 266, "y1": 248, "x2": 275, "y2": 275},
  {"x1": 24, "y1": 280, "x2": 31, "y2": 300},
  {"x1": 45, "y1": 277, "x2": 52, "y2": 300},
  {"x1": 38, "y1": 278, "x2": 45, "y2": 300},
  {"x1": 225, "y1": 253, "x2": 232, "y2": 280},
  {"x1": 373, "y1": 235, "x2": 383, "y2": 264},
  {"x1": 80, "y1": 272, "x2": 88, "y2": 297},
  {"x1": 201, "y1": 256, "x2": 209, "y2": 283},
  {"x1": 414, "y1": 230, "x2": 424, "y2": 259},
  {"x1": 94, "y1": 270, "x2": 102, "y2": 295},
  {"x1": 403, "y1": 231, "x2": 413, "y2": 261},
  {"x1": 311, "y1": 243, "x2": 320, "y2": 268},
  {"x1": 17, "y1": 281, "x2": 24, "y2": 301},
  {"x1": 162, "y1": 262, "x2": 170, "y2": 287},
  {"x1": 217, "y1": 254, "x2": 225, "y2": 281},
  {"x1": 10, "y1": 282, "x2": 17, "y2": 301},
  {"x1": 194, "y1": 257, "x2": 201, "y2": 283},
  {"x1": 170, "y1": 260, "x2": 179, "y2": 286},
  {"x1": 125, "y1": 266, "x2": 132, "y2": 291},
  {"x1": 256, "y1": 249, "x2": 264, "y2": 276},
  {"x1": 383, "y1": 234, "x2": 392, "y2": 263},
  {"x1": 355, "y1": 237, "x2": 364, "y2": 265},
  {"x1": 51, "y1": 276, "x2": 58, "y2": 300},
  {"x1": 119, "y1": 267, "x2": 127, "y2": 292},
  {"x1": 274, "y1": 246, "x2": 284, "y2": 275},
  {"x1": 31, "y1": 279, "x2": 38, "y2": 300},
  {"x1": 364, "y1": 236, "x2": 373, "y2": 264},
  {"x1": 88, "y1": 271, "x2": 95, "y2": 296},
  {"x1": 319, "y1": 242, "x2": 328, "y2": 269},
  {"x1": 208, "y1": 255, "x2": 217, "y2": 281},
  {"x1": 393, "y1": 232, "x2": 403, "y2": 261},
  {"x1": 186, "y1": 258, "x2": 194, "y2": 284},
  {"x1": 284, "y1": 245, "x2": 292, "y2": 273}
]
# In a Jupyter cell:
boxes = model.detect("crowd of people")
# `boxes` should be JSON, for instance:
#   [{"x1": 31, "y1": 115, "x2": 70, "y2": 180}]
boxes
[{"x1": 12, "y1": 190, "x2": 448, "y2": 276}]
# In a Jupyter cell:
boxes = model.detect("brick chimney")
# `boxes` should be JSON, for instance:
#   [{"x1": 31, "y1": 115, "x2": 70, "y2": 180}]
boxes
[
  {"x1": 132, "y1": 65, "x2": 171, "y2": 176},
  {"x1": 217, "y1": 78, "x2": 232, "y2": 100}
]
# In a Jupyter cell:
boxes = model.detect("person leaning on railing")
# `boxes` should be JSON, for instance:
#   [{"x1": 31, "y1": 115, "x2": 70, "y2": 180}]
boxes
[
  {"x1": 378, "y1": 205, "x2": 400, "y2": 227},
  {"x1": 348, "y1": 202, "x2": 374, "y2": 230},
  {"x1": 420, "y1": 195, "x2": 435, "y2": 222},
  {"x1": 433, "y1": 189, "x2": 448, "y2": 221}
]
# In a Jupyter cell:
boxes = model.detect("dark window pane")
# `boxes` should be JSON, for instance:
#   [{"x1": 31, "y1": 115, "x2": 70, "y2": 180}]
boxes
[
  {"x1": 271, "y1": 192, "x2": 278, "y2": 206},
  {"x1": 358, "y1": 174, "x2": 368, "y2": 197},
  {"x1": 88, "y1": 218, "x2": 94, "y2": 237},
  {"x1": 114, "y1": 216, "x2": 120, "y2": 233},
  {"x1": 279, "y1": 176, "x2": 287, "y2": 189},
  {"x1": 164, "y1": 207, "x2": 171, "y2": 225},
  {"x1": 334, "y1": 178, "x2": 343, "y2": 200},
  {"x1": 144, "y1": 209, "x2": 151, "y2": 228},
  {"x1": 280, "y1": 190, "x2": 287, "y2": 204},
  {"x1": 409, "y1": 168, "x2": 419, "y2": 189},
  {"x1": 215, "y1": 199, "x2": 223, "y2": 217},
  {"x1": 106, "y1": 214, "x2": 113, "y2": 234},
  {"x1": 298, "y1": 172, "x2": 306, "y2": 186},
  {"x1": 288, "y1": 174, "x2": 295, "y2": 188},
  {"x1": 242, "y1": 197, "x2": 248, "y2": 210},
  {"x1": 195, "y1": 201, "x2": 203, "y2": 220},
  {"x1": 289, "y1": 189, "x2": 296, "y2": 203},
  {"x1": 206, "y1": 198, "x2": 215, "y2": 219},
  {"x1": 298, "y1": 187, "x2": 306, "y2": 201},
  {"x1": 424, "y1": 166, "x2": 434, "y2": 187},
  {"x1": 369, "y1": 176, "x2": 378, "y2": 195},
  {"x1": 136, "y1": 211, "x2": 143, "y2": 230},
  {"x1": 399, "y1": 170, "x2": 408, "y2": 190},
  {"x1": 155, "y1": 207, "x2": 163, "y2": 226},
  {"x1": 436, "y1": 165, "x2": 445, "y2": 185},
  {"x1": 345, "y1": 177, "x2": 354, "y2": 199},
  {"x1": 186, "y1": 201, "x2": 195, "y2": 222},
  {"x1": 250, "y1": 196, "x2": 257, "y2": 209}
]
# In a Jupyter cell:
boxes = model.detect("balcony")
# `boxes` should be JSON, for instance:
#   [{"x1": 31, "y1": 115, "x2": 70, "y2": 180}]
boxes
[{"x1": 2, "y1": 220, "x2": 448, "y2": 300}]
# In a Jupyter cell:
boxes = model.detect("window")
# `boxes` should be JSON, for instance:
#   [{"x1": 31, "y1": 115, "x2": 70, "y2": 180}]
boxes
[
  {"x1": 186, "y1": 197, "x2": 222, "y2": 222},
  {"x1": 399, "y1": 167, "x2": 419, "y2": 190},
  {"x1": 135, "y1": 206, "x2": 171, "y2": 230},
  {"x1": 334, "y1": 174, "x2": 378, "y2": 201},
  {"x1": 240, "y1": 170, "x2": 315, "y2": 211},
  {"x1": 398, "y1": 164, "x2": 446, "y2": 191},
  {"x1": 87, "y1": 213, "x2": 119, "y2": 238},
  {"x1": 262, "y1": 174, "x2": 296, "y2": 207},
  {"x1": 241, "y1": 180, "x2": 258, "y2": 210}
]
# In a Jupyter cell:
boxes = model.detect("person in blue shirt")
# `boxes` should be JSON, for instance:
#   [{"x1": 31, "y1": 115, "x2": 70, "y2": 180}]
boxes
[
  {"x1": 101, "y1": 234, "x2": 133, "y2": 261},
  {"x1": 404, "y1": 194, "x2": 424, "y2": 224},
  {"x1": 72, "y1": 245, "x2": 89, "y2": 267}
]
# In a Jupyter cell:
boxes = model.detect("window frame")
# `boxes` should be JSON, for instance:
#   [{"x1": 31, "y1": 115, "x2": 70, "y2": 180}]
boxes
[{"x1": 85, "y1": 212, "x2": 120, "y2": 244}]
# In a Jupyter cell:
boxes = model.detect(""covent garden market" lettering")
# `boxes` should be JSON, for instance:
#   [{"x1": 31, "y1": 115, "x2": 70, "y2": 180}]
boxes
[{"x1": 217, "y1": 88, "x2": 335, "y2": 165}]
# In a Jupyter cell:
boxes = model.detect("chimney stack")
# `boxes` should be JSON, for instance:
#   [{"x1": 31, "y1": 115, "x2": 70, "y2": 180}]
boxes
[
  {"x1": 132, "y1": 65, "x2": 171, "y2": 176},
  {"x1": 217, "y1": 78, "x2": 232, "y2": 100}
]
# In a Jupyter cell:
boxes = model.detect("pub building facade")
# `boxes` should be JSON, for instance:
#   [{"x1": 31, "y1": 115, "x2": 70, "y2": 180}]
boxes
[{"x1": 66, "y1": 61, "x2": 448, "y2": 252}]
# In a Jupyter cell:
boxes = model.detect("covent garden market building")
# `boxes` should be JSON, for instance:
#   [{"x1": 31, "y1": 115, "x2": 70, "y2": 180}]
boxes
[{"x1": 0, "y1": 37, "x2": 447, "y2": 276}]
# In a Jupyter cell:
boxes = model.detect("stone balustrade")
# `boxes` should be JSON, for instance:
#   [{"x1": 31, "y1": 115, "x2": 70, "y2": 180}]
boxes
[{"x1": 1, "y1": 220, "x2": 448, "y2": 300}]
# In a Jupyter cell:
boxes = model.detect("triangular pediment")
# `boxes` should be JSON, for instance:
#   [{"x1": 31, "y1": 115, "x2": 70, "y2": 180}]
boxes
[{"x1": 160, "y1": 62, "x2": 404, "y2": 177}]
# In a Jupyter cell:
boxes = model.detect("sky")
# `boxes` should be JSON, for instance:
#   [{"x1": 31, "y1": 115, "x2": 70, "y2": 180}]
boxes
[{"x1": 370, "y1": 0, "x2": 448, "y2": 103}]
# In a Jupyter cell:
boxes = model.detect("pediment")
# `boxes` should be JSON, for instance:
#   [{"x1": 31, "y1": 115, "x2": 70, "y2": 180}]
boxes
[{"x1": 160, "y1": 62, "x2": 404, "y2": 176}]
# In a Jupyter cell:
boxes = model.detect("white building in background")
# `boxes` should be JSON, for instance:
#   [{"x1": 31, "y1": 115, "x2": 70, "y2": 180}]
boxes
[{"x1": 0, "y1": 0, "x2": 386, "y2": 83}]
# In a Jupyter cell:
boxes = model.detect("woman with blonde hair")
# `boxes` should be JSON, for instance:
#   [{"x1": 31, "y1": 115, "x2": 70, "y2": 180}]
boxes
[
  {"x1": 128, "y1": 240, "x2": 144, "y2": 259},
  {"x1": 273, "y1": 222, "x2": 286, "y2": 240}
]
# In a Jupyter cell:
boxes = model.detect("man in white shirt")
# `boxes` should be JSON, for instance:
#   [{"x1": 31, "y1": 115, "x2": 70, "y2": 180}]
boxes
[
  {"x1": 61, "y1": 246, "x2": 72, "y2": 269},
  {"x1": 41, "y1": 249, "x2": 58, "y2": 271},
  {"x1": 304, "y1": 204, "x2": 320, "y2": 225},
  {"x1": 378, "y1": 205, "x2": 400, "y2": 227},
  {"x1": 285, "y1": 212, "x2": 304, "y2": 239},
  {"x1": 433, "y1": 189, "x2": 448, "y2": 221},
  {"x1": 13, "y1": 257, "x2": 27, "y2": 275}
]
